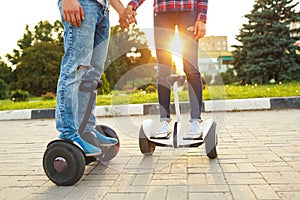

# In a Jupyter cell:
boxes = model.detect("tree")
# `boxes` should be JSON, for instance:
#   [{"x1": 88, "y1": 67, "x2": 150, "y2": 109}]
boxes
[
  {"x1": 3, "y1": 21, "x2": 155, "y2": 97},
  {"x1": 6, "y1": 20, "x2": 64, "y2": 66},
  {"x1": 14, "y1": 41, "x2": 63, "y2": 96},
  {"x1": 98, "y1": 73, "x2": 110, "y2": 95},
  {"x1": 105, "y1": 25, "x2": 156, "y2": 90},
  {"x1": 0, "y1": 59, "x2": 13, "y2": 86},
  {"x1": 232, "y1": 0, "x2": 300, "y2": 84},
  {"x1": 0, "y1": 79, "x2": 9, "y2": 99},
  {"x1": 6, "y1": 20, "x2": 64, "y2": 95}
]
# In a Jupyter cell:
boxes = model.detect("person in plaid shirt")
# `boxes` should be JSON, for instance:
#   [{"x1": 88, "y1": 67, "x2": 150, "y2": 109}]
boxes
[{"x1": 125, "y1": 0, "x2": 208, "y2": 139}]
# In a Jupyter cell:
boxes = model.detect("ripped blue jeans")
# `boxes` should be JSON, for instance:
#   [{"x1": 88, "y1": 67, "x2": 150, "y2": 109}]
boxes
[{"x1": 56, "y1": 0, "x2": 109, "y2": 140}]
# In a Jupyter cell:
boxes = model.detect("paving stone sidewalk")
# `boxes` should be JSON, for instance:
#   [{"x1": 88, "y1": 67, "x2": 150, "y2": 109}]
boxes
[{"x1": 0, "y1": 109, "x2": 299, "y2": 200}]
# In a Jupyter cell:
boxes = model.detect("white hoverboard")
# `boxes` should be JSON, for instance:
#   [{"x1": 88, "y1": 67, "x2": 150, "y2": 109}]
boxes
[{"x1": 139, "y1": 75, "x2": 218, "y2": 158}]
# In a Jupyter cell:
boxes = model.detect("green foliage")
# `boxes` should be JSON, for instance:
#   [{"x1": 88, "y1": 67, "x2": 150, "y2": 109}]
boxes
[
  {"x1": 223, "y1": 81, "x2": 300, "y2": 99},
  {"x1": 1, "y1": 81, "x2": 300, "y2": 110},
  {"x1": 10, "y1": 89, "x2": 30, "y2": 102},
  {"x1": 145, "y1": 85, "x2": 156, "y2": 93},
  {"x1": 136, "y1": 83, "x2": 157, "y2": 93},
  {"x1": 13, "y1": 41, "x2": 62, "y2": 96},
  {"x1": 98, "y1": 73, "x2": 111, "y2": 95},
  {"x1": 137, "y1": 83, "x2": 155, "y2": 90},
  {"x1": 0, "y1": 98, "x2": 56, "y2": 110},
  {"x1": 6, "y1": 21, "x2": 63, "y2": 66},
  {"x1": 220, "y1": 68, "x2": 238, "y2": 84},
  {"x1": 41, "y1": 92, "x2": 56, "y2": 100},
  {"x1": 5, "y1": 21, "x2": 64, "y2": 96},
  {"x1": 0, "y1": 59, "x2": 13, "y2": 86},
  {"x1": 105, "y1": 25, "x2": 156, "y2": 90},
  {"x1": 232, "y1": 0, "x2": 300, "y2": 84},
  {"x1": 0, "y1": 79, "x2": 9, "y2": 100},
  {"x1": 3, "y1": 21, "x2": 157, "y2": 98}
]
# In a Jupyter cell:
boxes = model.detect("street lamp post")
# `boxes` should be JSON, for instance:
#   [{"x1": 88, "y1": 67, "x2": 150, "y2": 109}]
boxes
[{"x1": 126, "y1": 47, "x2": 141, "y2": 90}]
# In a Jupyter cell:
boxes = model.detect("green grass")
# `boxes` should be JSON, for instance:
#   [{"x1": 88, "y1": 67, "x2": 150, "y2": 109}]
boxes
[
  {"x1": 223, "y1": 82, "x2": 300, "y2": 99},
  {"x1": 1, "y1": 82, "x2": 299, "y2": 111},
  {"x1": 0, "y1": 99, "x2": 57, "y2": 111}
]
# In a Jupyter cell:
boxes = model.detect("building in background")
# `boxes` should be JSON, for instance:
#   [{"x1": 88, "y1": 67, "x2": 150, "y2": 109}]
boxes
[
  {"x1": 199, "y1": 35, "x2": 228, "y2": 51},
  {"x1": 290, "y1": 22, "x2": 300, "y2": 37},
  {"x1": 198, "y1": 36, "x2": 233, "y2": 84}
]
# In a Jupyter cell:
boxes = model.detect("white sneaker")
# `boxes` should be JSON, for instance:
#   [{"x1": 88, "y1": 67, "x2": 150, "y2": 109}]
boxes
[
  {"x1": 184, "y1": 120, "x2": 203, "y2": 139},
  {"x1": 154, "y1": 120, "x2": 171, "y2": 138}
]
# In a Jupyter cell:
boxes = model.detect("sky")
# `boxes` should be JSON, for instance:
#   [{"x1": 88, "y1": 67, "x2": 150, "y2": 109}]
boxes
[{"x1": 0, "y1": 0, "x2": 298, "y2": 60}]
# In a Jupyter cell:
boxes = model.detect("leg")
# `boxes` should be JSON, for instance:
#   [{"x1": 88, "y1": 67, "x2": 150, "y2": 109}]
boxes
[
  {"x1": 177, "y1": 12, "x2": 203, "y2": 137},
  {"x1": 56, "y1": 0, "x2": 104, "y2": 156},
  {"x1": 177, "y1": 11, "x2": 203, "y2": 121},
  {"x1": 74, "y1": 6, "x2": 117, "y2": 145},
  {"x1": 154, "y1": 12, "x2": 176, "y2": 121},
  {"x1": 152, "y1": 12, "x2": 177, "y2": 137}
]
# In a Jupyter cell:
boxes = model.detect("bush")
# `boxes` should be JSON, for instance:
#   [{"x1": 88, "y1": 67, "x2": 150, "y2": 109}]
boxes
[
  {"x1": 123, "y1": 84, "x2": 135, "y2": 93},
  {"x1": 98, "y1": 73, "x2": 111, "y2": 95},
  {"x1": 221, "y1": 69, "x2": 238, "y2": 84},
  {"x1": 137, "y1": 83, "x2": 156, "y2": 91},
  {"x1": 0, "y1": 79, "x2": 9, "y2": 100},
  {"x1": 145, "y1": 85, "x2": 156, "y2": 93},
  {"x1": 41, "y1": 92, "x2": 56, "y2": 100},
  {"x1": 10, "y1": 89, "x2": 30, "y2": 102},
  {"x1": 202, "y1": 74, "x2": 212, "y2": 85}
]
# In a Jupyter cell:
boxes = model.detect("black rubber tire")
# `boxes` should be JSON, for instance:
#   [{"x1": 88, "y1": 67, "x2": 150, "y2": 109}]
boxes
[
  {"x1": 95, "y1": 124, "x2": 120, "y2": 162},
  {"x1": 173, "y1": 122, "x2": 178, "y2": 148},
  {"x1": 205, "y1": 121, "x2": 218, "y2": 159},
  {"x1": 139, "y1": 125, "x2": 156, "y2": 156},
  {"x1": 85, "y1": 156, "x2": 97, "y2": 165},
  {"x1": 43, "y1": 141, "x2": 85, "y2": 186}
]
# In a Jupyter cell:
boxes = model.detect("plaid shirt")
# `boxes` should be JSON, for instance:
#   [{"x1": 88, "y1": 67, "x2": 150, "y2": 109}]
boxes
[{"x1": 128, "y1": 0, "x2": 208, "y2": 22}]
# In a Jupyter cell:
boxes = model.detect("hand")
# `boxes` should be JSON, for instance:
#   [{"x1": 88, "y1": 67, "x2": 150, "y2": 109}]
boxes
[
  {"x1": 187, "y1": 20, "x2": 206, "y2": 41},
  {"x1": 119, "y1": 5, "x2": 137, "y2": 30},
  {"x1": 62, "y1": 0, "x2": 84, "y2": 28}
]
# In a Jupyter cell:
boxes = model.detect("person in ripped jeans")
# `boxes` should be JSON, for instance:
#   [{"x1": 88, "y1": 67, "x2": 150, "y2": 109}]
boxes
[
  {"x1": 56, "y1": 0, "x2": 136, "y2": 156},
  {"x1": 126, "y1": 0, "x2": 208, "y2": 139}
]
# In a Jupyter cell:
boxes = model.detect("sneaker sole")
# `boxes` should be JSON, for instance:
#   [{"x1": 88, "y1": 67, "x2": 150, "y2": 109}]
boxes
[
  {"x1": 151, "y1": 131, "x2": 172, "y2": 139},
  {"x1": 98, "y1": 141, "x2": 118, "y2": 147},
  {"x1": 183, "y1": 133, "x2": 203, "y2": 140},
  {"x1": 85, "y1": 151, "x2": 102, "y2": 157}
]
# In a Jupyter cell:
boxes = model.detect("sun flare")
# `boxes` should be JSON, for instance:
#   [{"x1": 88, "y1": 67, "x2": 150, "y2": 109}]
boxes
[{"x1": 170, "y1": 29, "x2": 184, "y2": 75}]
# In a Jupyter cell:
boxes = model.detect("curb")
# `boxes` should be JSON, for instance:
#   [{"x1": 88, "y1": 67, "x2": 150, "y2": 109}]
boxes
[{"x1": 0, "y1": 96, "x2": 299, "y2": 121}]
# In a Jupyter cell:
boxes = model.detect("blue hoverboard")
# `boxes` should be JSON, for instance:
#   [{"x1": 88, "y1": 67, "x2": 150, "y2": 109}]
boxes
[{"x1": 43, "y1": 80, "x2": 119, "y2": 186}]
